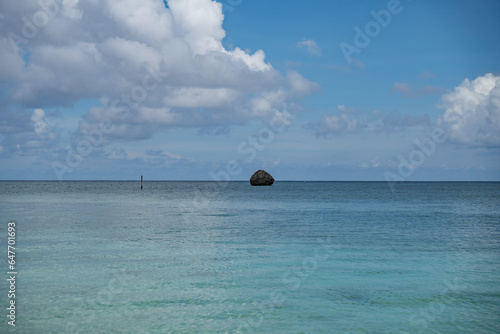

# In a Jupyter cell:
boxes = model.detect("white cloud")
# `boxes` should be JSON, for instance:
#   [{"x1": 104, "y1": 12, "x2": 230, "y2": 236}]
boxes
[
  {"x1": 163, "y1": 87, "x2": 239, "y2": 108},
  {"x1": 168, "y1": 0, "x2": 225, "y2": 55},
  {"x1": 287, "y1": 71, "x2": 320, "y2": 97},
  {"x1": 105, "y1": 0, "x2": 175, "y2": 44},
  {"x1": 0, "y1": 106, "x2": 58, "y2": 156},
  {"x1": 297, "y1": 39, "x2": 321, "y2": 57},
  {"x1": 100, "y1": 38, "x2": 161, "y2": 68},
  {"x1": 134, "y1": 107, "x2": 176, "y2": 125},
  {"x1": 248, "y1": 90, "x2": 287, "y2": 117},
  {"x1": 0, "y1": 0, "x2": 317, "y2": 144},
  {"x1": 62, "y1": 0, "x2": 83, "y2": 20},
  {"x1": 308, "y1": 105, "x2": 366, "y2": 136},
  {"x1": 230, "y1": 48, "x2": 272, "y2": 72},
  {"x1": 315, "y1": 112, "x2": 359, "y2": 135},
  {"x1": 31, "y1": 109, "x2": 49, "y2": 137},
  {"x1": 438, "y1": 73, "x2": 500, "y2": 147}
]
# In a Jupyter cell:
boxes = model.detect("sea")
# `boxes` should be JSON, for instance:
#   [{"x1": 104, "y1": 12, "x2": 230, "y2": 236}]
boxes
[{"x1": 0, "y1": 181, "x2": 499, "y2": 333}]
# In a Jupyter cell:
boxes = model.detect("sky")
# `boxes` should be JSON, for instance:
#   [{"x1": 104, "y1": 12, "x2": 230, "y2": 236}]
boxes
[{"x1": 0, "y1": 0, "x2": 499, "y2": 181}]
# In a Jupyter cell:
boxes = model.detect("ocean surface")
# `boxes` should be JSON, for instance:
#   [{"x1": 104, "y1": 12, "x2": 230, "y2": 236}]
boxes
[{"x1": 0, "y1": 181, "x2": 499, "y2": 333}]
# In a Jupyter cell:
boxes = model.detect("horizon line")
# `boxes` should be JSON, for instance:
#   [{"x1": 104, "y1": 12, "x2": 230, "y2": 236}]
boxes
[{"x1": 0, "y1": 180, "x2": 499, "y2": 183}]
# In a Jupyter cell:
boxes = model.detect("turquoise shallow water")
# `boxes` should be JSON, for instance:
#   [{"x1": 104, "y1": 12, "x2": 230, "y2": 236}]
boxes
[{"x1": 0, "y1": 181, "x2": 499, "y2": 333}]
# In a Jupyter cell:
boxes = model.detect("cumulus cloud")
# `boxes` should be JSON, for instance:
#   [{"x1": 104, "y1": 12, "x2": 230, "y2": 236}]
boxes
[
  {"x1": 297, "y1": 39, "x2": 321, "y2": 57},
  {"x1": 0, "y1": 0, "x2": 319, "y2": 148},
  {"x1": 438, "y1": 73, "x2": 500, "y2": 147},
  {"x1": 231, "y1": 47, "x2": 272, "y2": 71}
]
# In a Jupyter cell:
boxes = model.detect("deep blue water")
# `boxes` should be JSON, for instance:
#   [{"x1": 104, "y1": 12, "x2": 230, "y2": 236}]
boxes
[{"x1": 0, "y1": 181, "x2": 499, "y2": 333}]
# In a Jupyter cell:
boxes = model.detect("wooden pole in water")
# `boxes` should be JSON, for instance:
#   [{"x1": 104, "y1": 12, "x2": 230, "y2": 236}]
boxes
[{"x1": 141, "y1": 175, "x2": 143, "y2": 189}]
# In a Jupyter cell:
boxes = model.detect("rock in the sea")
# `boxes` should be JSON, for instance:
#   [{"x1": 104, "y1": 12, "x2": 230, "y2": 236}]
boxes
[{"x1": 250, "y1": 170, "x2": 274, "y2": 186}]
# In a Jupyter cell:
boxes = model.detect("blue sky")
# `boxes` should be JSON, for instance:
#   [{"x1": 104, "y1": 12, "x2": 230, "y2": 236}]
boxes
[{"x1": 0, "y1": 0, "x2": 499, "y2": 180}]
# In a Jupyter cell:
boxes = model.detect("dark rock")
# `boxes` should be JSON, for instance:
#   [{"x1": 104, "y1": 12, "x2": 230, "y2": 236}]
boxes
[{"x1": 250, "y1": 170, "x2": 274, "y2": 186}]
